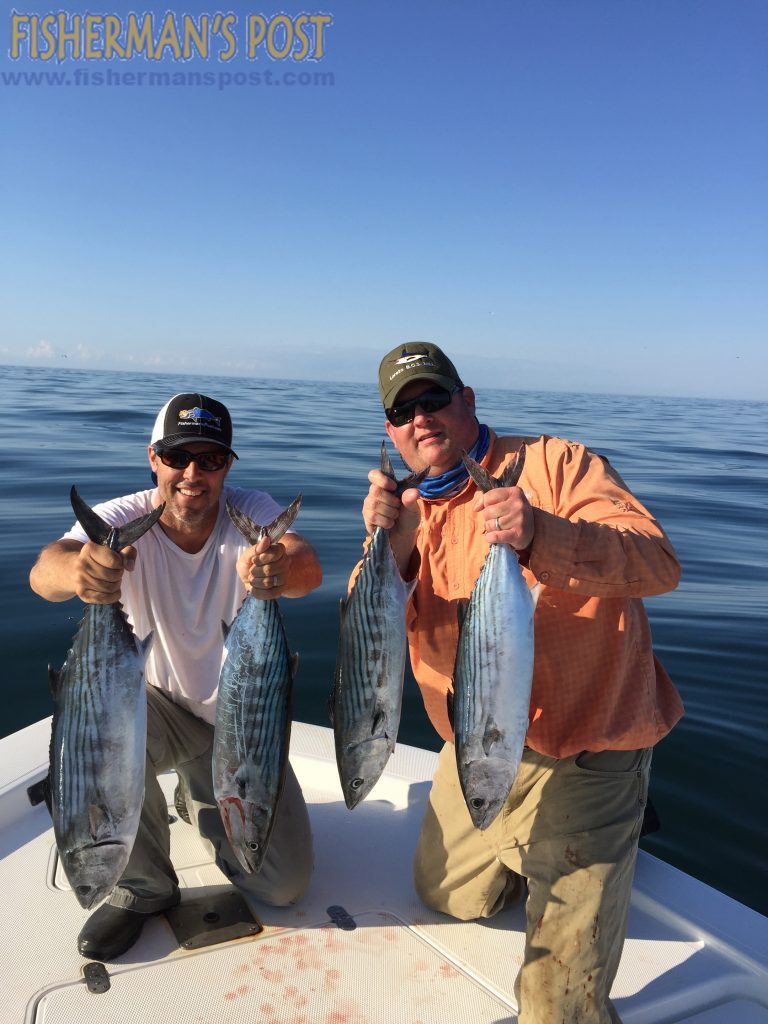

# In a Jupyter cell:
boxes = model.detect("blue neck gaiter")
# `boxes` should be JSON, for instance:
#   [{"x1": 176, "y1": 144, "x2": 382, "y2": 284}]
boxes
[{"x1": 418, "y1": 423, "x2": 490, "y2": 500}]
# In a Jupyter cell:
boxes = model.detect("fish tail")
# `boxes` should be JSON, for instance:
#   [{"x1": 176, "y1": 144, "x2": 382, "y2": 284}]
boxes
[
  {"x1": 379, "y1": 440, "x2": 428, "y2": 497},
  {"x1": 227, "y1": 495, "x2": 302, "y2": 545},
  {"x1": 70, "y1": 486, "x2": 165, "y2": 550},
  {"x1": 461, "y1": 443, "x2": 526, "y2": 492}
]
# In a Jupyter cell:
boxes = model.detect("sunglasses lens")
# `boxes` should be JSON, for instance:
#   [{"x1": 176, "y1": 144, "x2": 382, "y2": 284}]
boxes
[
  {"x1": 387, "y1": 388, "x2": 452, "y2": 426},
  {"x1": 160, "y1": 450, "x2": 189, "y2": 469},
  {"x1": 197, "y1": 453, "x2": 228, "y2": 471},
  {"x1": 156, "y1": 449, "x2": 228, "y2": 471}
]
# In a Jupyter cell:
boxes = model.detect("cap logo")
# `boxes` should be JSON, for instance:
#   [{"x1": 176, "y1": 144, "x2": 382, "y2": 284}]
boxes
[
  {"x1": 178, "y1": 407, "x2": 222, "y2": 431},
  {"x1": 389, "y1": 350, "x2": 437, "y2": 382}
]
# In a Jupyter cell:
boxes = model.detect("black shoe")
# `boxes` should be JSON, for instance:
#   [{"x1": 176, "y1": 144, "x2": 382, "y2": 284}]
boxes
[
  {"x1": 174, "y1": 781, "x2": 191, "y2": 824},
  {"x1": 77, "y1": 904, "x2": 148, "y2": 961}
]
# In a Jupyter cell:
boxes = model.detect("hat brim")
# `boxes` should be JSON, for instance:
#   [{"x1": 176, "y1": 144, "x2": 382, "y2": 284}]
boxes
[
  {"x1": 382, "y1": 372, "x2": 460, "y2": 410},
  {"x1": 154, "y1": 435, "x2": 238, "y2": 458}
]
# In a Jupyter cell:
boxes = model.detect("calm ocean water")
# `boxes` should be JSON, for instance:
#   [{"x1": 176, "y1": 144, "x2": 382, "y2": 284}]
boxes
[{"x1": 2, "y1": 364, "x2": 766, "y2": 916}]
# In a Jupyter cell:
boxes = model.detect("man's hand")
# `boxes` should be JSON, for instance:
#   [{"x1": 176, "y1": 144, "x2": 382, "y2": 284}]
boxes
[
  {"x1": 237, "y1": 534, "x2": 290, "y2": 600},
  {"x1": 72, "y1": 542, "x2": 137, "y2": 604},
  {"x1": 361, "y1": 469, "x2": 422, "y2": 577},
  {"x1": 473, "y1": 486, "x2": 535, "y2": 552}
]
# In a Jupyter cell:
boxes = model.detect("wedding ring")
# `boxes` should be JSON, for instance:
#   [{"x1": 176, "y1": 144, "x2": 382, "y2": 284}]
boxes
[{"x1": 495, "y1": 517, "x2": 501, "y2": 532}]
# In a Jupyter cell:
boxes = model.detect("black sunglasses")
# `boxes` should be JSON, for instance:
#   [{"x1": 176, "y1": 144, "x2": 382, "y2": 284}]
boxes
[
  {"x1": 153, "y1": 446, "x2": 232, "y2": 472},
  {"x1": 386, "y1": 386, "x2": 461, "y2": 427}
]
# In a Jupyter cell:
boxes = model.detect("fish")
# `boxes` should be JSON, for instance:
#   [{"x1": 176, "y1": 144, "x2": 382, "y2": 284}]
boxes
[
  {"x1": 212, "y1": 496, "x2": 301, "y2": 874},
  {"x1": 452, "y1": 445, "x2": 540, "y2": 831},
  {"x1": 49, "y1": 486, "x2": 164, "y2": 909},
  {"x1": 331, "y1": 443, "x2": 426, "y2": 809}
]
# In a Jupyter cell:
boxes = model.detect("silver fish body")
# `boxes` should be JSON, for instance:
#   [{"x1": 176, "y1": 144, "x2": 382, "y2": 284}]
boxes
[
  {"x1": 332, "y1": 444, "x2": 425, "y2": 809},
  {"x1": 51, "y1": 606, "x2": 150, "y2": 909},
  {"x1": 453, "y1": 448, "x2": 539, "y2": 831},
  {"x1": 212, "y1": 497, "x2": 300, "y2": 874},
  {"x1": 50, "y1": 487, "x2": 164, "y2": 909}
]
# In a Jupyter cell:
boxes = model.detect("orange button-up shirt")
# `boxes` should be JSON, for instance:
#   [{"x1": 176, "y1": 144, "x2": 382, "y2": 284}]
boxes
[{"x1": 403, "y1": 432, "x2": 684, "y2": 756}]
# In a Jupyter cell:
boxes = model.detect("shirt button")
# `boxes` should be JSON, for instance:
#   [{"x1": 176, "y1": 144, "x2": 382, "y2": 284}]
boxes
[{"x1": 540, "y1": 571, "x2": 550, "y2": 582}]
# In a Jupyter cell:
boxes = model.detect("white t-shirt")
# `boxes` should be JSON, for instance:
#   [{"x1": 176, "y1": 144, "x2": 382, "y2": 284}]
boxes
[{"x1": 62, "y1": 487, "x2": 285, "y2": 724}]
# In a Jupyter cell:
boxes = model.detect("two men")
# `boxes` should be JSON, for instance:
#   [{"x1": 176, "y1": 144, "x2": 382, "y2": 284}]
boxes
[
  {"x1": 30, "y1": 393, "x2": 322, "y2": 960},
  {"x1": 32, "y1": 357, "x2": 683, "y2": 1023},
  {"x1": 361, "y1": 342, "x2": 683, "y2": 1024}
]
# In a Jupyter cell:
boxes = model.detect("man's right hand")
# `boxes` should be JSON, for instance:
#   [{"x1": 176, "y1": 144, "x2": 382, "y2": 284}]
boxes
[
  {"x1": 362, "y1": 469, "x2": 421, "y2": 576},
  {"x1": 72, "y1": 542, "x2": 136, "y2": 604}
]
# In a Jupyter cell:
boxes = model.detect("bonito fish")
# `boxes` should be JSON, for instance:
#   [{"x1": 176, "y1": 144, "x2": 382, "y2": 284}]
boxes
[
  {"x1": 453, "y1": 446, "x2": 539, "y2": 831},
  {"x1": 332, "y1": 443, "x2": 426, "y2": 809},
  {"x1": 212, "y1": 496, "x2": 301, "y2": 874},
  {"x1": 49, "y1": 486, "x2": 164, "y2": 909}
]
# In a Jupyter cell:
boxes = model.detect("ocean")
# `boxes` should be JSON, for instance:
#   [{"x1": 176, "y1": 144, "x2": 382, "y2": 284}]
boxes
[{"x1": 2, "y1": 363, "x2": 766, "y2": 916}]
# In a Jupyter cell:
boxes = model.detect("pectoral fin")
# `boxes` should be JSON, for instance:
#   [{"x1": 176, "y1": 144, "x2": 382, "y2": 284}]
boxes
[{"x1": 481, "y1": 720, "x2": 503, "y2": 756}]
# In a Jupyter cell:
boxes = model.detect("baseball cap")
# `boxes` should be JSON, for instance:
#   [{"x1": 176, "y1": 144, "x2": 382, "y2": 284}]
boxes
[
  {"x1": 150, "y1": 393, "x2": 238, "y2": 457},
  {"x1": 378, "y1": 342, "x2": 463, "y2": 409}
]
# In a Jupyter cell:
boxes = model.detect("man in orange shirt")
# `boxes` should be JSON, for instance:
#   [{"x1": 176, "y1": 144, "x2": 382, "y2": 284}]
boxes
[{"x1": 361, "y1": 342, "x2": 683, "y2": 1024}]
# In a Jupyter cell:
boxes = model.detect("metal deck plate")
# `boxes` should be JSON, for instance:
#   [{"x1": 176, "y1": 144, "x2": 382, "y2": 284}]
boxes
[{"x1": 164, "y1": 889, "x2": 262, "y2": 950}]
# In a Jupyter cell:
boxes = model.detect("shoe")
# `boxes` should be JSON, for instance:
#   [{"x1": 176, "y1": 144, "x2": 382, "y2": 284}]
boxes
[
  {"x1": 173, "y1": 781, "x2": 191, "y2": 824},
  {"x1": 77, "y1": 904, "x2": 148, "y2": 961}
]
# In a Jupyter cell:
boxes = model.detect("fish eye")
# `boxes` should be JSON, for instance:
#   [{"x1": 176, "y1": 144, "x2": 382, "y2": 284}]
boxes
[
  {"x1": 76, "y1": 885, "x2": 92, "y2": 897},
  {"x1": 350, "y1": 778, "x2": 364, "y2": 791},
  {"x1": 470, "y1": 798, "x2": 486, "y2": 810},
  {"x1": 247, "y1": 842, "x2": 260, "y2": 851}
]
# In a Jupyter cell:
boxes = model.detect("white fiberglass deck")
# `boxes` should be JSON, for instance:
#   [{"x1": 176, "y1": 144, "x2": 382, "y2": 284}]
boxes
[{"x1": 1, "y1": 719, "x2": 766, "y2": 1023}]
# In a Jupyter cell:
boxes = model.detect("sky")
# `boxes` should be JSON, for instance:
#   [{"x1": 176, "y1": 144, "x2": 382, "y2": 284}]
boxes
[{"x1": 1, "y1": 0, "x2": 766, "y2": 400}]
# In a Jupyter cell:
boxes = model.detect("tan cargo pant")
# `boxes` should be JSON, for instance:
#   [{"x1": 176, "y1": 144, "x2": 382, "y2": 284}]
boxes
[{"x1": 414, "y1": 742, "x2": 651, "y2": 1024}]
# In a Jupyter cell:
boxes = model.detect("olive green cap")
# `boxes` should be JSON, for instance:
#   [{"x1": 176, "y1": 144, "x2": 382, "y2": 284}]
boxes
[{"x1": 378, "y1": 342, "x2": 463, "y2": 409}]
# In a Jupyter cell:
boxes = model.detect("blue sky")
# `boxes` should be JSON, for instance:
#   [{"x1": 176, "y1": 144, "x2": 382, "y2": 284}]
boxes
[{"x1": 1, "y1": 1, "x2": 766, "y2": 399}]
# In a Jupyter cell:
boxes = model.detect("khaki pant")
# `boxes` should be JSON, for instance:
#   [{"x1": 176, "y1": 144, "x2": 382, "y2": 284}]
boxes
[
  {"x1": 414, "y1": 743, "x2": 651, "y2": 1024},
  {"x1": 108, "y1": 685, "x2": 313, "y2": 913}
]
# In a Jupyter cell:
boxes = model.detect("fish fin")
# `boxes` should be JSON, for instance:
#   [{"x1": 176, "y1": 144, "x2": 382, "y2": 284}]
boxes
[
  {"x1": 88, "y1": 804, "x2": 111, "y2": 842},
  {"x1": 117, "y1": 503, "x2": 166, "y2": 548},
  {"x1": 338, "y1": 596, "x2": 346, "y2": 625},
  {"x1": 498, "y1": 444, "x2": 526, "y2": 488},
  {"x1": 289, "y1": 652, "x2": 299, "y2": 679},
  {"x1": 529, "y1": 581, "x2": 542, "y2": 607},
  {"x1": 380, "y1": 441, "x2": 428, "y2": 496},
  {"x1": 371, "y1": 707, "x2": 387, "y2": 735},
  {"x1": 446, "y1": 687, "x2": 455, "y2": 730},
  {"x1": 461, "y1": 444, "x2": 526, "y2": 492},
  {"x1": 394, "y1": 467, "x2": 428, "y2": 498},
  {"x1": 482, "y1": 720, "x2": 503, "y2": 756},
  {"x1": 227, "y1": 495, "x2": 302, "y2": 546},
  {"x1": 380, "y1": 440, "x2": 396, "y2": 481},
  {"x1": 460, "y1": 453, "x2": 497, "y2": 492},
  {"x1": 265, "y1": 495, "x2": 302, "y2": 543},
  {"x1": 139, "y1": 631, "x2": 154, "y2": 658},
  {"x1": 221, "y1": 619, "x2": 230, "y2": 641},
  {"x1": 70, "y1": 486, "x2": 164, "y2": 550},
  {"x1": 48, "y1": 665, "x2": 61, "y2": 700},
  {"x1": 70, "y1": 487, "x2": 113, "y2": 546},
  {"x1": 455, "y1": 599, "x2": 469, "y2": 632}
]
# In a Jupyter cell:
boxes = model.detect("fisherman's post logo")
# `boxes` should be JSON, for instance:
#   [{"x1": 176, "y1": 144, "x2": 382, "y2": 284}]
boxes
[{"x1": 179, "y1": 407, "x2": 222, "y2": 431}]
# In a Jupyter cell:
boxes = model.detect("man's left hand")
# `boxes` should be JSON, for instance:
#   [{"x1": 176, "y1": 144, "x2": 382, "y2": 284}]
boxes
[
  {"x1": 237, "y1": 535, "x2": 289, "y2": 600},
  {"x1": 473, "y1": 486, "x2": 535, "y2": 552}
]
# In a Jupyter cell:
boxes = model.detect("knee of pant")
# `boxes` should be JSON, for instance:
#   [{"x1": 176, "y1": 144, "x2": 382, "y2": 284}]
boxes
[
  {"x1": 414, "y1": 872, "x2": 477, "y2": 922},
  {"x1": 262, "y1": 862, "x2": 313, "y2": 907}
]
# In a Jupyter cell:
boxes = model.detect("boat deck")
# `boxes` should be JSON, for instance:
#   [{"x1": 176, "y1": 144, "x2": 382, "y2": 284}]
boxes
[{"x1": 2, "y1": 719, "x2": 766, "y2": 1023}]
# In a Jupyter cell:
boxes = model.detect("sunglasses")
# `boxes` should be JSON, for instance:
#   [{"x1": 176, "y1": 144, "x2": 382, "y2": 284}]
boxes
[
  {"x1": 386, "y1": 386, "x2": 460, "y2": 427},
  {"x1": 153, "y1": 446, "x2": 231, "y2": 472}
]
